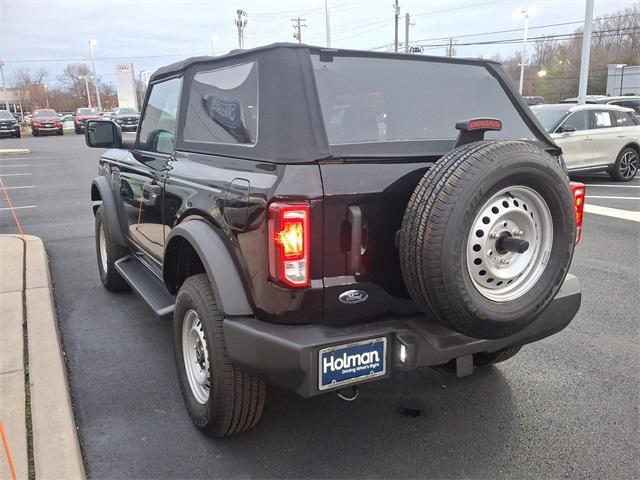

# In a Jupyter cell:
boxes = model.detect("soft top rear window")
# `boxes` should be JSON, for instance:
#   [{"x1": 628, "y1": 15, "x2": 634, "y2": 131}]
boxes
[{"x1": 311, "y1": 54, "x2": 536, "y2": 146}]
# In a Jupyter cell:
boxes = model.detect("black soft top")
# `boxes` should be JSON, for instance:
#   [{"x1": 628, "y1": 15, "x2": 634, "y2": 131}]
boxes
[
  {"x1": 150, "y1": 42, "x2": 500, "y2": 83},
  {"x1": 148, "y1": 43, "x2": 557, "y2": 163}
]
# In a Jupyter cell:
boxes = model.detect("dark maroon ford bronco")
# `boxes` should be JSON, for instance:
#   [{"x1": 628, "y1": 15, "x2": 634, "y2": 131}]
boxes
[{"x1": 86, "y1": 44, "x2": 583, "y2": 436}]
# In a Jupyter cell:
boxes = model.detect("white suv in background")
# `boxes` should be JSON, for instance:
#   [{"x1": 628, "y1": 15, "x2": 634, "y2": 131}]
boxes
[{"x1": 532, "y1": 103, "x2": 640, "y2": 181}]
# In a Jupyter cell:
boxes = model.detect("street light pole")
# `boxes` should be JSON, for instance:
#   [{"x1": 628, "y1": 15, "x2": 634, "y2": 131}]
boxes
[
  {"x1": 325, "y1": 0, "x2": 331, "y2": 47},
  {"x1": 211, "y1": 34, "x2": 218, "y2": 56},
  {"x1": 0, "y1": 58, "x2": 10, "y2": 112},
  {"x1": 44, "y1": 84, "x2": 49, "y2": 108},
  {"x1": 88, "y1": 39, "x2": 102, "y2": 112},
  {"x1": 577, "y1": 0, "x2": 594, "y2": 104},
  {"x1": 517, "y1": 9, "x2": 530, "y2": 95}
]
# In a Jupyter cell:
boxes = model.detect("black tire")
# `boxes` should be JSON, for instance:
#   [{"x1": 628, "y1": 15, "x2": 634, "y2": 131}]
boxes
[
  {"x1": 474, "y1": 346, "x2": 522, "y2": 367},
  {"x1": 174, "y1": 274, "x2": 266, "y2": 437},
  {"x1": 399, "y1": 141, "x2": 575, "y2": 339},
  {"x1": 57, "y1": 128, "x2": 63, "y2": 136},
  {"x1": 32, "y1": 129, "x2": 38, "y2": 137},
  {"x1": 609, "y1": 147, "x2": 639, "y2": 182},
  {"x1": 95, "y1": 206, "x2": 130, "y2": 291},
  {"x1": 14, "y1": 131, "x2": 21, "y2": 138},
  {"x1": 75, "y1": 127, "x2": 82, "y2": 134}
]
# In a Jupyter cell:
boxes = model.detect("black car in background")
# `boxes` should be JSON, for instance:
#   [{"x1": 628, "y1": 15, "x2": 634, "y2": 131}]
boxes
[
  {"x1": 113, "y1": 107, "x2": 139, "y2": 131},
  {"x1": 0, "y1": 110, "x2": 21, "y2": 138}
]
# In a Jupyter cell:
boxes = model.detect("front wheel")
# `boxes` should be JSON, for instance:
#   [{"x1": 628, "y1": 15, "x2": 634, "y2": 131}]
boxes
[
  {"x1": 174, "y1": 274, "x2": 266, "y2": 437},
  {"x1": 95, "y1": 206, "x2": 130, "y2": 291},
  {"x1": 14, "y1": 131, "x2": 21, "y2": 138},
  {"x1": 32, "y1": 129, "x2": 38, "y2": 137},
  {"x1": 57, "y1": 128, "x2": 63, "y2": 136},
  {"x1": 609, "y1": 147, "x2": 639, "y2": 182}
]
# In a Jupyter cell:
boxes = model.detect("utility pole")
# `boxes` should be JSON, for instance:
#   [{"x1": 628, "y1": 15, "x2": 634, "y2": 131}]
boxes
[
  {"x1": 88, "y1": 39, "x2": 102, "y2": 111},
  {"x1": 44, "y1": 84, "x2": 49, "y2": 108},
  {"x1": 393, "y1": 0, "x2": 400, "y2": 53},
  {"x1": 325, "y1": 0, "x2": 331, "y2": 47},
  {"x1": 446, "y1": 38, "x2": 457, "y2": 57},
  {"x1": 235, "y1": 10, "x2": 248, "y2": 49},
  {"x1": 0, "y1": 58, "x2": 9, "y2": 112},
  {"x1": 404, "y1": 13, "x2": 411, "y2": 54},
  {"x1": 79, "y1": 75, "x2": 92, "y2": 108},
  {"x1": 291, "y1": 17, "x2": 307, "y2": 44},
  {"x1": 577, "y1": 0, "x2": 594, "y2": 104},
  {"x1": 17, "y1": 88, "x2": 24, "y2": 121}
]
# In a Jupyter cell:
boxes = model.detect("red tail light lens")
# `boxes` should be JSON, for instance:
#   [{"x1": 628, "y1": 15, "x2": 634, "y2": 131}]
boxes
[
  {"x1": 466, "y1": 118, "x2": 502, "y2": 131},
  {"x1": 570, "y1": 181, "x2": 585, "y2": 245},
  {"x1": 268, "y1": 202, "x2": 310, "y2": 287}
]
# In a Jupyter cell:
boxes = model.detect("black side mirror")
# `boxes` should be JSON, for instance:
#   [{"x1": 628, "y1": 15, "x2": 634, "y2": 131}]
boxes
[
  {"x1": 85, "y1": 120, "x2": 122, "y2": 148},
  {"x1": 559, "y1": 124, "x2": 577, "y2": 133}
]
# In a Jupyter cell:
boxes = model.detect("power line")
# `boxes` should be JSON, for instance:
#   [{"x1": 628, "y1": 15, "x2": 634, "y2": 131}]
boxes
[{"x1": 369, "y1": 12, "x2": 639, "y2": 51}]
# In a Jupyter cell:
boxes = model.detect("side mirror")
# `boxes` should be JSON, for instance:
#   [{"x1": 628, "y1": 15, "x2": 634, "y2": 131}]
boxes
[
  {"x1": 85, "y1": 120, "x2": 122, "y2": 148},
  {"x1": 559, "y1": 124, "x2": 577, "y2": 133}
]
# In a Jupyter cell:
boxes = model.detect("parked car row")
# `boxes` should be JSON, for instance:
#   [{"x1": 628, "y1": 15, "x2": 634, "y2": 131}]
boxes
[{"x1": 0, "y1": 107, "x2": 141, "y2": 138}]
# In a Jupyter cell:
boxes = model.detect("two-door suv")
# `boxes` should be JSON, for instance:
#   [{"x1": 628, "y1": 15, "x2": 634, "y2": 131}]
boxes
[{"x1": 86, "y1": 44, "x2": 583, "y2": 437}]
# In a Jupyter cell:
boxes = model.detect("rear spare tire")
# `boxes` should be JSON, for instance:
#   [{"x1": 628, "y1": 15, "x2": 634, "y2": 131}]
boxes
[{"x1": 399, "y1": 141, "x2": 575, "y2": 339}]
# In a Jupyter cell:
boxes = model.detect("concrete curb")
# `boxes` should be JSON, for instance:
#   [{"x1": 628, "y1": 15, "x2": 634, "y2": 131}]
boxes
[
  {"x1": 0, "y1": 235, "x2": 85, "y2": 480},
  {"x1": 0, "y1": 149, "x2": 30, "y2": 157}
]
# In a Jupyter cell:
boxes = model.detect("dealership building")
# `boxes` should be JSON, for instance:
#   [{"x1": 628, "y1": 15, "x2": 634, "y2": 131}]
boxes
[{"x1": 606, "y1": 64, "x2": 640, "y2": 96}]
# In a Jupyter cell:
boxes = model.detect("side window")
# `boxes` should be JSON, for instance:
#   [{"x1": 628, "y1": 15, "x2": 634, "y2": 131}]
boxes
[
  {"x1": 562, "y1": 111, "x2": 589, "y2": 131},
  {"x1": 611, "y1": 111, "x2": 634, "y2": 127},
  {"x1": 591, "y1": 111, "x2": 613, "y2": 129},
  {"x1": 611, "y1": 100, "x2": 640, "y2": 115},
  {"x1": 183, "y1": 62, "x2": 258, "y2": 145},
  {"x1": 138, "y1": 77, "x2": 182, "y2": 154}
]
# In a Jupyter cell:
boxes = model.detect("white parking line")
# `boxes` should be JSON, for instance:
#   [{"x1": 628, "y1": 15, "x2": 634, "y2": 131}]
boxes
[
  {"x1": 0, "y1": 173, "x2": 31, "y2": 176},
  {"x1": 1, "y1": 185, "x2": 35, "y2": 190},
  {"x1": 587, "y1": 196, "x2": 640, "y2": 200},
  {"x1": 584, "y1": 204, "x2": 640, "y2": 223},
  {"x1": 0, "y1": 164, "x2": 30, "y2": 168},
  {"x1": 0, "y1": 205, "x2": 37, "y2": 211}
]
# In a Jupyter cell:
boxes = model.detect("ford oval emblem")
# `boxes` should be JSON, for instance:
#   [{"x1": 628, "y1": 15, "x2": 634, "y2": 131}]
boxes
[{"x1": 339, "y1": 290, "x2": 368, "y2": 305}]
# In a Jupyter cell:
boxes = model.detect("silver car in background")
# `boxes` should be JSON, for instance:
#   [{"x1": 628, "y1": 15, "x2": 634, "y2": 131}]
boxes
[{"x1": 532, "y1": 103, "x2": 640, "y2": 181}]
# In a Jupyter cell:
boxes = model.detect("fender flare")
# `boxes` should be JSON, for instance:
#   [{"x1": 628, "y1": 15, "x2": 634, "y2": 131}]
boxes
[
  {"x1": 91, "y1": 176, "x2": 127, "y2": 247},
  {"x1": 164, "y1": 219, "x2": 253, "y2": 316}
]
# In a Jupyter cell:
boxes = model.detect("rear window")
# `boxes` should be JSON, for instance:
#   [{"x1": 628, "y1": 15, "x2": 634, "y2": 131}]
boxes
[
  {"x1": 311, "y1": 54, "x2": 536, "y2": 145},
  {"x1": 77, "y1": 108, "x2": 97, "y2": 115},
  {"x1": 183, "y1": 61, "x2": 258, "y2": 145}
]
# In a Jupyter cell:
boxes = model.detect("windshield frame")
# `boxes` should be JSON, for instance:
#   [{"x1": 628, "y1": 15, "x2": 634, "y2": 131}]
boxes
[{"x1": 531, "y1": 106, "x2": 572, "y2": 133}]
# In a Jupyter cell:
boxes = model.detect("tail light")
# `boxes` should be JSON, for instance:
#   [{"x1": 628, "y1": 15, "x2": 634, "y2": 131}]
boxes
[
  {"x1": 268, "y1": 202, "x2": 310, "y2": 287},
  {"x1": 570, "y1": 181, "x2": 585, "y2": 245}
]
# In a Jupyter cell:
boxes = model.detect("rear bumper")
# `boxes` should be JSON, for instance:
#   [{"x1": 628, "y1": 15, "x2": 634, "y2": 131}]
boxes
[{"x1": 224, "y1": 274, "x2": 581, "y2": 398}]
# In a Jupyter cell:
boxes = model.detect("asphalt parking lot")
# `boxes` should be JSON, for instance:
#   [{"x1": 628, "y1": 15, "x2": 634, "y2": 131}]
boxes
[{"x1": 1, "y1": 134, "x2": 639, "y2": 479}]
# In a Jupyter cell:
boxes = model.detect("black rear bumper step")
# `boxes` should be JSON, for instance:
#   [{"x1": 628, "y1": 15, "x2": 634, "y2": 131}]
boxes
[
  {"x1": 224, "y1": 274, "x2": 581, "y2": 398},
  {"x1": 115, "y1": 255, "x2": 175, "y2": 317}
]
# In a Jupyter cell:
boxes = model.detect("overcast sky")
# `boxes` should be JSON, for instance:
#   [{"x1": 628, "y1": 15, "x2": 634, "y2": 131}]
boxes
[{"x1": 0, "y1": 0, "x2": 632, "y2": 87}]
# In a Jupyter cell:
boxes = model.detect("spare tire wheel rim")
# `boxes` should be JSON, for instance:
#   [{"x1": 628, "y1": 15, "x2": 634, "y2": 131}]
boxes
[
  {"x1": 466, "y1": 185, "x2": 553, "y2": 302},
  {"x1": 182, "y1": 309, "x2": 211, "y2": 404}
]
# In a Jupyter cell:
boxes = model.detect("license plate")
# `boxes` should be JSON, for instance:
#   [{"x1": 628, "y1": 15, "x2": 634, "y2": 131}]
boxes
[{"x1": 318, "y1": 337, "x2": 386, "y2": 390}]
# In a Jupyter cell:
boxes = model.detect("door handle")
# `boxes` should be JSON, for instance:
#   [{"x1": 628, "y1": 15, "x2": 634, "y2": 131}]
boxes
[
  {"x1": 347, "y1": 205, "x2": 362, "y2": 275},
  {"x1": 617, "y1": 134, "x2": 626, "y2": 138},
  {"x1": 142, "y1": 183, "x2": 162, "y2": 196},
  {"x1": 583, "y1": 137, "x2": 593, "y2": 141}
]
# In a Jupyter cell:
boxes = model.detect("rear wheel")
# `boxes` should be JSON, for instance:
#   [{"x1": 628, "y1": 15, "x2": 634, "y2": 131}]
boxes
[
  {"x1": 399, "y1": 141, "x2": 575, "y2": 339},
  {"x1": 75, "y1": 127, "x2": 82, "y2": 134},
  {"x1": 609, "y1": 147, "x2": 639, "y2": 182},
  {"x1": 95, "y1": 206, "x2": 130, "y2": 291},
  {"x1": 57, "y1": 128, "x2": 63, "y2": 136},
  {"x1": 174, "y1": 274, "x2": 266, "y2": 437}
]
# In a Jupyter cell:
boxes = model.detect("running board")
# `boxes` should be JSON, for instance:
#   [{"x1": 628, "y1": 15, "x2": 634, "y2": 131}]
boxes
[{"x1": 115, "y1": 255, "x2": 175, "y2": 317}]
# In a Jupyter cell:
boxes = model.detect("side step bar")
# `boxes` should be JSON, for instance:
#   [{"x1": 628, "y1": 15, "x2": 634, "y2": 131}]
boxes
[{"x1": 114, "y1": 255, "x2": 175, "y2": 317}]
